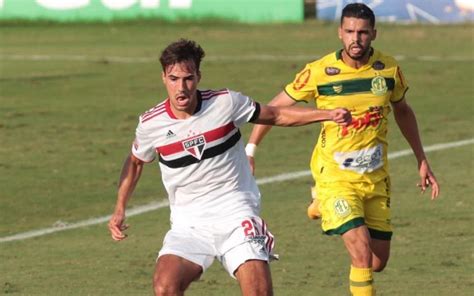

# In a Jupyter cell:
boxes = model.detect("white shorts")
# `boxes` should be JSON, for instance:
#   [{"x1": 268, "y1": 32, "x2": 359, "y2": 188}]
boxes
[{"x1": 158, "y1": 216, "x2": 275, "y2": 278}]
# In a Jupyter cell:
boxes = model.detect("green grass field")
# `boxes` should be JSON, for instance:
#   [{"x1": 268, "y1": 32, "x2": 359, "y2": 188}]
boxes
[{"x1": 0, "y1": 20, "x2": 473, "y2": 295}]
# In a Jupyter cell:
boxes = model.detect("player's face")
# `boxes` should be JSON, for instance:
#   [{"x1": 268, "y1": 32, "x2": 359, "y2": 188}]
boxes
[
  {"x1": 162, "y1": 60, "x2": 201, "y2": 119},
  {"x1": 338, "y1": 17, "x2": 376, "y2": 62}
]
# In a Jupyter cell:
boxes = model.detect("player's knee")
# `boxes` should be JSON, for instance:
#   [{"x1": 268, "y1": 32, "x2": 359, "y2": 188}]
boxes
[
  {"x1": 245, "y1": 280, "x2": 273, "y2": 296},
  {"x1": 153, "y1": 275, "x2": 183, "y2": 296},
  {"x1": 255, "y1": 285, "x2": 273, "y2": 296},
  {"x1": 254, "y1": 277, "x2": 273, "y2": 296},
  {"x1": 350, "y1": 242, "x2": 373, "y2": 267}
]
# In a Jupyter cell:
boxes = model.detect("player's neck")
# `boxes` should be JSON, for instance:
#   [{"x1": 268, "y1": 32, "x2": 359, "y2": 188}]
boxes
[
  {"x1": 341, "y1": 50, "x2": 371, "y2": 69},
  {"x1": 170, "y1": 93, "x2": 199, "y2": 120}
]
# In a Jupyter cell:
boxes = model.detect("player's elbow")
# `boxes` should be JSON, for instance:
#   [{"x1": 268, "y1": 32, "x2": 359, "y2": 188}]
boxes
[{"x1": 255, "y1": 105, "x2": 281, "y2": 126}]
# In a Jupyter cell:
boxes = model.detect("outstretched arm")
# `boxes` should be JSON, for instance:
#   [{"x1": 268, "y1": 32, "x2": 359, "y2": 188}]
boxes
[
  {"x1": 254, "y1": 104, "x2": 351, "y2": 127},
  {"x1": 108, "y1": 153, "x2": 145, "y2": 241},
  {"x1": 392, "y1": 98, "x2": 440, "y2": 200},
  {"x1": 246, "y1": 91, "x2": 351, "y2": 174}
]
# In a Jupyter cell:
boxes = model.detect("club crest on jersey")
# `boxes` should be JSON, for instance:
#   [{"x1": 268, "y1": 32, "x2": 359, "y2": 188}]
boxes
[
  {"x1": 325, "y1": 67, "x2": 341, "y2": 75},
  {"x1": 371, "y1": 76, "x2": 388, "y2": 96},
  {"x1": 183, "y1": 135, "x2": 206, "y2": 160}
]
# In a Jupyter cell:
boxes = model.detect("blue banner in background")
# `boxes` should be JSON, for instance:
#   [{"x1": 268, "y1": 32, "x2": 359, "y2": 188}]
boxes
[{"x1": 317, "y1": 0, "x2": 474, "y2": 23}]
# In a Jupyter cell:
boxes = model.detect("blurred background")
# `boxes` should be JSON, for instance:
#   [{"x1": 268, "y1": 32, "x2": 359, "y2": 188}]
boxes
[
  {"x1": 1, "y1": 1, "x2": 473, "y2": 295},
  {"x1": 0, "y1": 0, "x2": 473, "y2": 23}
]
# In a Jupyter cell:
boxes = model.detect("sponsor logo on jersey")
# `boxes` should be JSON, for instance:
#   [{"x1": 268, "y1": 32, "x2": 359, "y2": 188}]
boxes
[
  {"x1": 334, "y1": 144, "x2": 384, "y2": 174},
  {"x1": 371, "y1": 76, "x2": 388, "y2": 95},
  {"x1": 334, "y1": 198, "x2": 351, "y2": 217},
  {"x1": 182, "y1": 135, "x2": 206, "y2": 160},
  {"x1": 325, "y1": 66, "x2": 341, "y2": 75},
  {"x1": 372, "y1": 61, "x2": 385, "y2": 70},
  {"x1": 133, "y1": 139, "x2": 139, "y2": 150},
  {"x1": 166, "y1": 130, "x2": 176, "y2": 138},
  {"x1": 339, "y1": 106, "x2": 384, "y2": 137},
  {"x1": 333, "y1": 85, "x2": 343, "y2": 94},
  {"x1": 292, "y1": 68, "x2": 311, "y2": 91},
  {"x1": 248, "y1": 235, "x2": 267, "y2": 247}
]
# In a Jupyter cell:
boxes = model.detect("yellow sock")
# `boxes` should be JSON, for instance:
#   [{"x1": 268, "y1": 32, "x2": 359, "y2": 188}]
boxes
[{"x1": 349, "y1": 265, "x2": 375, "y2": 296}]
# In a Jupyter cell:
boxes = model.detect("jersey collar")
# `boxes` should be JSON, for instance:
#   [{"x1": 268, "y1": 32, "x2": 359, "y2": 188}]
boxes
[
  {"x1": 335, "y1": 48, "x2": 377, "y2": 71},
  {"x1": 165, "y1": 91, "x2": 203, "y2": 120}
]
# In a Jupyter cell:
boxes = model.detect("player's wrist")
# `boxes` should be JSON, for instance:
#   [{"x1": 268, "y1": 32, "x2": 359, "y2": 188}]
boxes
[{"x1": 245, "y1": 143, "x2": 258, "y2": 157}]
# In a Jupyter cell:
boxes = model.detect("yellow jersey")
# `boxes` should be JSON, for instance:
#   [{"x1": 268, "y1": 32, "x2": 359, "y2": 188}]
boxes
[{"x1": 285, "y1": 49, "x2": 408, "y2": 184}]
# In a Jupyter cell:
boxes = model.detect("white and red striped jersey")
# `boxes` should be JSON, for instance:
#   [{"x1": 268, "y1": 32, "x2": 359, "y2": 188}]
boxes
[{"x1": 132, "y1": 89, "x2": 262, "y2": 226}]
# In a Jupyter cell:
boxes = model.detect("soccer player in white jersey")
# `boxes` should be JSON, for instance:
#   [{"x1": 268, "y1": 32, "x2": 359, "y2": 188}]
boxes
[{"x1": 108, "y1": 39, "x2": 352, "y2": 296}]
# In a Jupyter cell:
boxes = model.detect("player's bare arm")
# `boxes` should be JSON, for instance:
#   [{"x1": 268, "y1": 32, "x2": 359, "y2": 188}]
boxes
[
  {"x1": 108, "y1": 153, "x2": 145, "y2": 241},
  {"x1": 246, "y1": 91, "x2": 351, "y2": 174},
  {"x1": 253, "y1": 104, "x2": 351, "y2": 127},
  {"x1": 392, "y1": 97, "x2": 440, "y2": 200},
  {"x1": 247, "y1": 91, "x2": 297, "y2": 146}
]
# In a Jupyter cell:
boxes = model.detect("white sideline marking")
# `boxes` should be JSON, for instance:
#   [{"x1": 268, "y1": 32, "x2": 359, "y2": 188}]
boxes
[
  {"x1": 1, "y1": 138, "x2": 473, "y2": 243},
  {"x1": 0, "y1": 53, "x2": 473, "y2": 63}
]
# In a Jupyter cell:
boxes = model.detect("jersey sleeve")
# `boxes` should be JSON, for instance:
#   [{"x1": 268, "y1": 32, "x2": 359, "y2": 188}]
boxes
[
  {"x1": 131, "y1": 118, "x2": 156, "y2": 163},
  {"x1": 391, "y1": 66, "x2": 409, "y2": 103},
  {"x1": 228, "y1": 90, "x2": 260, "y2": 127},
  {"x1": 284, "y1": 63, "x2": 318, "y2": 103}
]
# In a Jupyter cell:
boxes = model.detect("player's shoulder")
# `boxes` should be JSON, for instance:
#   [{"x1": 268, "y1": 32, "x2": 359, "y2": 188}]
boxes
[
  {"x1": 306, "y1": 51, "x2": 340, "y2": 69},
  {"x1": 200, "y1": 88, "x2": 251, "y2": 105},
  {"x1": 200, "y1": 88, "x2": 230, "y2": 101},
  {"x1": 321, "y1": 51, "x2": 341, "y2": 65},
  {"x1": 139, "y1": 100, "x2": 168, "y2": 124},
  {"x1": 372, "y1": 49, "x2": 401, "y2": 68}
]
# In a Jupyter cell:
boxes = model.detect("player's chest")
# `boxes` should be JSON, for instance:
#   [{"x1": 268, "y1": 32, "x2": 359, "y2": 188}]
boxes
[{"x1": 152, "y1": 105, "x2": 235, "y2": 159}]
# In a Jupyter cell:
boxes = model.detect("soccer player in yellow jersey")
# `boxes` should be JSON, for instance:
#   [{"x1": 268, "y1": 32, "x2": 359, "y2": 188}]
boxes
[{"x1": 246, "y1": 3, "x2": 440, "y2": 296}]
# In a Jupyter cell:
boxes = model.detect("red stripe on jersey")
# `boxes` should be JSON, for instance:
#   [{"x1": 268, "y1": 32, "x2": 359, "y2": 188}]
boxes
[
  {"x1": 157, "y1": 121, "x2": 236, "y2": 156},
  {"x1": 200, "y1": 88, "x2": 227, "y2": 95},
  {"x1": 142, "y1": 106, "x2": 166, "y2": 122},
  {"x1": 201, "y1": 89, "x2": 229, "y2": 100},
  {"x1": 142, "y1": 102, "x2": 166, "y2": 117},
  {"x1": 142, "y1": 109, "x2": 166, "y2": 123},
  {"x1": 164, "y1": 98, "x2": 178, "y2": 119}
]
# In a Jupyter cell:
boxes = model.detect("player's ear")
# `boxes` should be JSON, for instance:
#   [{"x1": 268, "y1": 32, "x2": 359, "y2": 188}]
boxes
[
  {"x1": 372, "y1": 29, "x2": 377, "y2": 41},
  {"x1": 197, "y1": 70, "x2": 201, "y2": 82},
  {"x1": 161, "y1": 71, "x2": 166, "y2": 84},
  {"x1": 338, "y1": 26, "x2": 342, "y2": 40}
]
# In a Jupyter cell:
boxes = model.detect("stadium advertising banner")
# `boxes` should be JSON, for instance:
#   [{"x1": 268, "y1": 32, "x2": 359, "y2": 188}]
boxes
[
  {"x1": 0, "y1": 0, "x2": 303, "y2": 23},
  {"x1": 317, "y1": 0, "x2": 474, "y2": 23}
]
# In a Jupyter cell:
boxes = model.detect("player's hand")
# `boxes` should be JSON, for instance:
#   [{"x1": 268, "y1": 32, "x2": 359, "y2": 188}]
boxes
[
  {"x1": 417, "y1": 159, "x2": 440, "y2": 200},
  {"x1": 329, "y1": 108, "x2": 352, "y2": 126},
  {"x1": 247, "y1": 155, "x2": 255, "y2": 175},
  {"x1": 108, "y1": 211, "x2": 129, "y2": 241}
]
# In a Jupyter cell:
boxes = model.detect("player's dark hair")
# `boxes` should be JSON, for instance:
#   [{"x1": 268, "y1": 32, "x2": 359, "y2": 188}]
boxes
[
  {"x1": 341, "y1": 3, "x2": 375, "y2": 28},
  {"x1": 160, "y1": 39, "x2": 205, "y2": 72}
]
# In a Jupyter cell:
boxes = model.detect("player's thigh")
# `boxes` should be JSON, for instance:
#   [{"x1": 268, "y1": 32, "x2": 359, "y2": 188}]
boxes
[
  {"x1": 364, "y1": 180, "x2": 392, "y2": 239},
  {"x1": 154, "y1": 254, "x2": 203, "y2": 289},
  {"x1": 219, "y1": 217, "x2": 274, "y2": 278},
  {"x1": 157, "y1": 226, "x2": 215, "y2": 279},
  {"x1": 235, "y1": 259, "x2": 273, "y2": 296},
  {"x1": 317, "y1": 182, "x2": 365, "y2": 234}
]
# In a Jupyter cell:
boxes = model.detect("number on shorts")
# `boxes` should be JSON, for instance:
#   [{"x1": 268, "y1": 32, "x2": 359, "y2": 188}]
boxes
[{"x1": 241, "y1": 220, "x2": 254, "y2": 237}]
